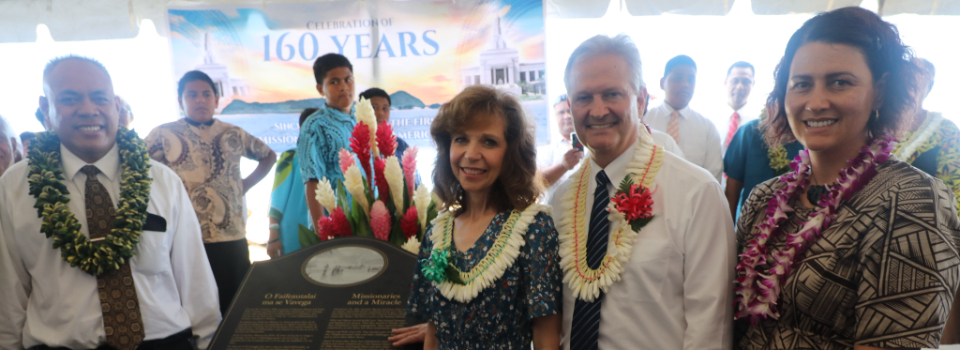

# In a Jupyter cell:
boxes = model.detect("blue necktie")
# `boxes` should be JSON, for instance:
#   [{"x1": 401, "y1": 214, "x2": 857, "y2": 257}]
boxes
[{"x1": 569, "y1": 170, "x2": 611, "y2": 350}]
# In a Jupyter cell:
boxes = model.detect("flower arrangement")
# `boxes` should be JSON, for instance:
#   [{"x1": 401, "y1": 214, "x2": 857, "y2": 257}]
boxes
[{"x1": 302, "y1": 98, "x2": 438, "y2": 252}]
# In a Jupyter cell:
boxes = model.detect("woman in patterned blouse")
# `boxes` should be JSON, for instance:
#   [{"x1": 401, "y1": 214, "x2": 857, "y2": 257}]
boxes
[
  {"x1": 735, "y1": 7, "x2": 960, "y2": 350},
  {"x1": 406, "y1": 85, "x2": 563, "y2": 349}
]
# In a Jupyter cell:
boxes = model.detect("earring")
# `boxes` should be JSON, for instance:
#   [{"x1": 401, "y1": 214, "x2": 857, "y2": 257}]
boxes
[{"x1": 871, "y1": 109, "x2": 880, "y2": 122}]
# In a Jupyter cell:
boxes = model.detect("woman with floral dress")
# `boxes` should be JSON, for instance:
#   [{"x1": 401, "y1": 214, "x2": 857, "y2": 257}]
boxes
[{"x1": 406, "y1": 85, "x2": 562, "y2": 349}]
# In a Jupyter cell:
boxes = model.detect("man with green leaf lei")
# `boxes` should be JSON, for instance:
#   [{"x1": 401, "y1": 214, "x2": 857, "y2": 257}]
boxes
[{"x1": 0, "y1": 56, "x2": 220, "y2": 350}]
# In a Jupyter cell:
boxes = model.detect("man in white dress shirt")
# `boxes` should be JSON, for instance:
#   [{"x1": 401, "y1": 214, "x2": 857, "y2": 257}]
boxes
[
  {"x1": 0, "y1": 56, "x2": 221, "y2": 350},
  {"x1": 550, "y1": 34, "x2": 734, "y2": 350},
  {"x1": 720, "y1": 61, "x2": 757, "y2": 154},
  {"x1": 644, "y1": 55, "x2": 724, "y2": 181}
]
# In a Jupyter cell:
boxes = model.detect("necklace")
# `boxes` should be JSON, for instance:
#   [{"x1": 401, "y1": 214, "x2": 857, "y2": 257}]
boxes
[
  {"x1": 894, "y1": 111, "x2": 942, "y2": 163},
  {"x1": 734, "y1": 135, "x2": 895, "y2": 324},
  {"x1": 556, "y1": 137, "x2": 663, "y2": 302},
  {"x1": 422, "y1": 204, "x2": 548, "y2": 302},
  {"x1": 27, "y1": 128, "x2": 153, "y2": 275}
]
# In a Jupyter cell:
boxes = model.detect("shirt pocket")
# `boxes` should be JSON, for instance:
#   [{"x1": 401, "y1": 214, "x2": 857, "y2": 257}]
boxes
[
  {"x1": 614, "y1": 238, "x2": 673, "y2": 303},
  {"x1": 131, "y1": 214, "x2": 172, "y2": 276}
]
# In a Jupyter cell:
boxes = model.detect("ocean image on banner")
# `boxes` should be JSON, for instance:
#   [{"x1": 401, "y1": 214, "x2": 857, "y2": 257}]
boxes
[{"x1": 168, "y1": 0, "x2": 548, "y2": 154}]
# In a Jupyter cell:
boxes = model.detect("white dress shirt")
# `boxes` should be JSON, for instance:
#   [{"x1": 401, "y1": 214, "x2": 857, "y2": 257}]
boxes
[
  {"x1": 0, "y1": 144, "x2": 221, "y2": 350},
  {"x1": 549, "y1": 136, "x2": 735, "y2": 350},
  {"x1": 644, "y1": 103, "x2": 724, "y2": 182},
  {"x1": 537, "y1": 130, "x2": 684, "y2": 201}
]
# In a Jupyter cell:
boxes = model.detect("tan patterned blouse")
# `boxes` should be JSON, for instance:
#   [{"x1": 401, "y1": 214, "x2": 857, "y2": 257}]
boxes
[
  {"x1": 144, "y1": 119, "x2": 272, "y2": 243},
  {"x1": 736, "y1": 158, "x2": 960, "y2": 349}
]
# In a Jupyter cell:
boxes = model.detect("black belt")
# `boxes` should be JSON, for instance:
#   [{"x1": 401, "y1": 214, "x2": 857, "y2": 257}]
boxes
[{"x1": 27, "y1": 328, "x2": 194, "y2": 350}]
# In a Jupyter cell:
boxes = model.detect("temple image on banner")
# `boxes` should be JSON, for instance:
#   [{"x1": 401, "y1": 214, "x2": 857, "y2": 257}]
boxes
[
  {"x1": 461, "y1": 16, "x2": 545, "y2": 96},
  {"x1": 195, "y1": 31, "x2": 249, "y2": 111}
]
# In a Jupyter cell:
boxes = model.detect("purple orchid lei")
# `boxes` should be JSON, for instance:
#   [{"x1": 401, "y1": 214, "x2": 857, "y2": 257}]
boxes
[{"x1": 733, "y1": 135, "x2": 896, "y2": 325}]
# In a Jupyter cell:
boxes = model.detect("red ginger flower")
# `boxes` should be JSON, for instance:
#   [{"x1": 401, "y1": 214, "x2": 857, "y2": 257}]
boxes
[
  {"x1": 611, "y1": 184, "x2": 654, "y2": 222},
  {"x1": 350, "y1": 123, "x2": 372, "y2": 182},
  {"x1": 317, "y1": 217, "x2": 334, "y2": 241},
  {"x1": 374, "y1": 157, "x2": 389, "y2": 201},
  {"x1": 400, "y1": 206, "x2": 419, "y2": 239},
  {"x1": 329, "y1": 208, "x2": 352, "y2": 238},
  {"x1": 376, "y1": 121, "x2": 398, "y2": 158}
]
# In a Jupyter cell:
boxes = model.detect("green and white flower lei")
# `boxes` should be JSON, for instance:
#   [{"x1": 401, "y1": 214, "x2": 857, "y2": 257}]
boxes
[
  {"x1": 27, "y1": 127, "x2": 152, "y2": 275},
  {"x1": 422, "y1": 204, "x2": 548, "y2": 302}
]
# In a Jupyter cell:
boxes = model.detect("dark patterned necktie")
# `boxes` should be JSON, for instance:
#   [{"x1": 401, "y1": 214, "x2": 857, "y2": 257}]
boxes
[
  {"x1": 82, "y1": 165, "x2": 145, "y2": 350},
  {"x1": 569, "y1": 170, "x2": 611, "y2": 350}
]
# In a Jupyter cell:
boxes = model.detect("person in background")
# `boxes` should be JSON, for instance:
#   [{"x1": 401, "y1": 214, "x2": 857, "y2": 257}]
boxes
[
  {"x1": 299, "y1": 53, "x2": 356, "y2": 236},
  {"x1": 144, "y1": 70, "x2": 277, "y2": 316},
  {"x1": 0, "y1": 115, "x2": 16, "y2": 176},
  {"x1": 723, "y1": 104, "x2": 804, "y2": 221},
  {"x1": 537, "y1": 94, "x2": 584, "y2": 197},
  {"x1": 553, "y1": 34, "x2": 734, "y2": 350},
  {"x1": 891, "y1": 58, "x2": 960, "y2": 215},
  {"x1": 407, "y1": 85, "x2": 562, "y2": 349},
  {"x1": 266, "y1": 108, "x2": 318, "y2": 258},
  {"x1": 0, "y1": 55, "x2": 220, "y2": 350},
  {"x1": 734, "y1": 7, "x2": 960, "y2": 349},
  {"x1": 644, "y1": 55, "x2": 724, "y2": 182},
  {"x1": 19, "y1": 131, "x2": 35, "y2": 155},
  {"x1": 721, "y1": 61, "x2": 757, "y2": 154},
  {"x1": 117, "y1": 96, "x2": 134, "y2": 129},
  {"x1": 359, "y1": 87, "x2": 412, "y2": 159}
]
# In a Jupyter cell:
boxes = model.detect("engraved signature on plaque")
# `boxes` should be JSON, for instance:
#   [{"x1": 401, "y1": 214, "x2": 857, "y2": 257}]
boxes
[{"x1": 303, "y1": 245, "x2": 388, "y2": 287}]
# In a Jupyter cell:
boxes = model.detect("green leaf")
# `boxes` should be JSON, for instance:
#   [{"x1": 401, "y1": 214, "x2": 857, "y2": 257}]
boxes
[
  {"x1": 299, "y1": 224, "x2": 320, "y2": 247},
  {"x1": 629, "y1": 215, "x2": 655, "y2": 233},
  {"x1": 618, "y1": 176, "x2": 634, "y2": 194}
]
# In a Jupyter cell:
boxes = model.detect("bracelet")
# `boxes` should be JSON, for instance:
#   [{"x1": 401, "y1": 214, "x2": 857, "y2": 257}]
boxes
[
  {"x1": 269, "y1": 224, "x2": 280, "y2": 230},
  {"x1": 268, "y1": 238, "x2": 280, "y2": 243}
]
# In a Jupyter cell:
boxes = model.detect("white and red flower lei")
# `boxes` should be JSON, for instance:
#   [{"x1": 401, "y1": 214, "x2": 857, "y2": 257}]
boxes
[
  {"x1": 557, "y1": 135, "x2": 664, "y2": 302},
  {"x1": 734, "y1": 135, "x2": 895, "y2": 324}
]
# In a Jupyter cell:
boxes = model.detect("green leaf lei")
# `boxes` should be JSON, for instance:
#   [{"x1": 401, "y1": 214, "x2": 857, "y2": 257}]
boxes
[
  {"x1": 27, "y1": 127, "x2": 153, "y2": 275},
  {"x1": 759, "y1": 110, "x2": 790, "y2": 175}
]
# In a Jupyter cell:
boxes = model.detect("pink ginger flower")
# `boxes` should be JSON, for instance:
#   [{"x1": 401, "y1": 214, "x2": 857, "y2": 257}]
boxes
[
  {"x1": 401, "y1": 147, "x2": 418, "y2": 196},
  {"x1": 338, "y1": 148, "x2": 354, "y2": 175},
  {"x1": 370, "y1": 201, "x2": 392, "y2": 241}
]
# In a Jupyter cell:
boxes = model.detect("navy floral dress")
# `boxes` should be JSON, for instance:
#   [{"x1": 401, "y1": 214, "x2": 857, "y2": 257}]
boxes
[{"x1": 406, "y1": 211, "x2": 562, "y2": 349}]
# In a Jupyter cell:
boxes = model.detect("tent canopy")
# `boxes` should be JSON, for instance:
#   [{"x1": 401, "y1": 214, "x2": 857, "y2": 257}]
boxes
[{"x1": 1, "y1": 0, "x2": 957, "y2": 43}]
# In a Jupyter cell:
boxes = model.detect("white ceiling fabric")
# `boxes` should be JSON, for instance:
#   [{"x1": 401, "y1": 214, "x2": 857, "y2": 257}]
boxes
[{"x1": 0, "y1": 0, "x2": 957, "y2": 43}]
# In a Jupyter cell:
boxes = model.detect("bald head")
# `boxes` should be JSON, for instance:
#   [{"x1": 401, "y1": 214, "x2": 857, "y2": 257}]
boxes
[{"x1": 39, "y1": 56, "x2": 121, "y2": 163}]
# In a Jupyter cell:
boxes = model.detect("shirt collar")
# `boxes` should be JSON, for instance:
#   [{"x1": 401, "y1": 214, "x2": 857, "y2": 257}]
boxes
[
  {"x1": 324, "y1": 103, "x2": 357, "y2": 122},
  {"x1": 183, "y1": 118, "x2": 216, "y2": 127},
  {"x1": 589, "y1": 135, "x2": 638, "y2": 178},
  {"x1": 661, "y1": 102, "x2": 691, "y2": 119},
  {"x1": 60, "y1": 142, "x2": 120, "y2": 181}
]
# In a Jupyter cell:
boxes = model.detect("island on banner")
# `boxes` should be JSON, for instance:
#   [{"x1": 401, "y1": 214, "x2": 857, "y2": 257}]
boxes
[
  {"x1": 167, "y1": 0, "x2": 549, "y2": 154},
  {"x1": 209, "y1": 236, "x2": 422, "y2": 350}
]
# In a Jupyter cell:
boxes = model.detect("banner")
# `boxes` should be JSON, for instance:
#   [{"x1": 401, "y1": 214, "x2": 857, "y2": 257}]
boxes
[{"x1": 167, "y1": 0, "x2": 548, "y2": 154}]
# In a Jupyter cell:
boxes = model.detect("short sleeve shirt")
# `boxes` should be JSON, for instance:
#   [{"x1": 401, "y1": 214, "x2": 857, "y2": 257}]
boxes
[
  {"x1": 144, "y1": 119, "x2": 272, "y2": 243},
  {"x1": 723, "y1": 118, "x2": 804, "y2": 218},
  {"x1": 297, "y1": 105, "x2": 356, "y2": 184},
  {"x1": 406, "y1": 211, "x2": 562, "y2": 349},
  {"x1": 735, "y1": 159, "x2": 960, "y2": 349}
]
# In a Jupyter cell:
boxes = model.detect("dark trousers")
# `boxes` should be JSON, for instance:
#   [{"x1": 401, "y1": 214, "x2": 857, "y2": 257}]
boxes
[
  {"x1": 27, "y1": 328, "x2": 194, "y2": 350},
  {"x1": 204, "y1": 238, "x2": 251, "y2": 316}
]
